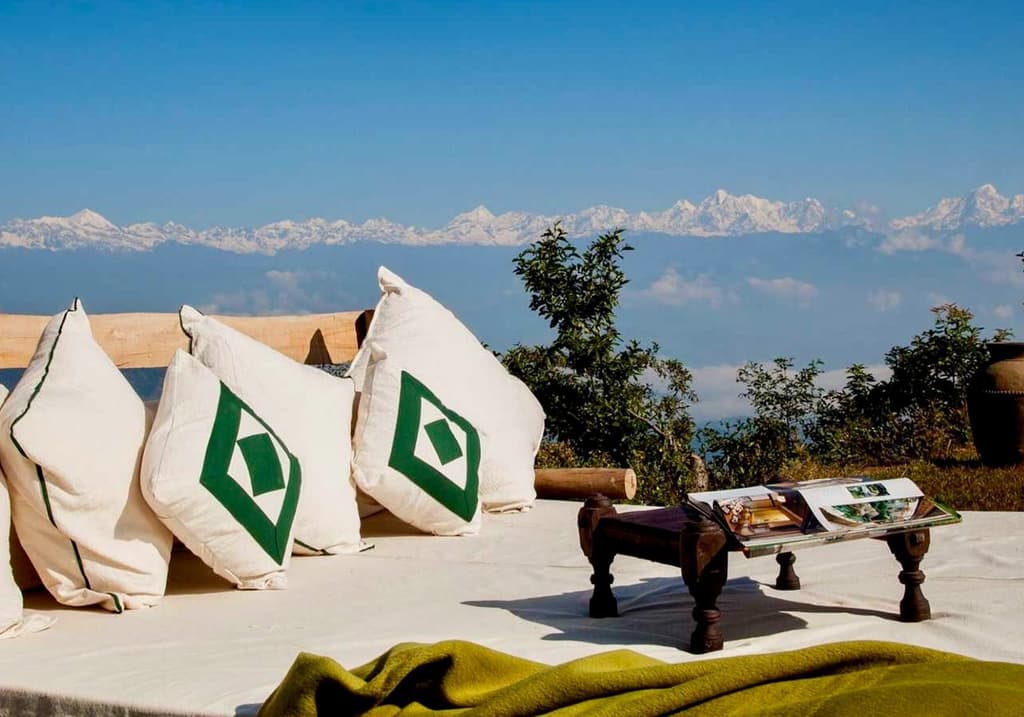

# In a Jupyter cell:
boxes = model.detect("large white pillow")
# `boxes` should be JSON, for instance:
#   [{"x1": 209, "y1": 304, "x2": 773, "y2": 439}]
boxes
[
  {"x1": 0, "y1": 301, "x2": 172, "y2": 612},
  {"x1": 349, "y1": 267, "x2": 544, "y2": 515},
  {"x1": 1, "y1": 384, "x2": 22, "y2": 636},
  {"x1": 353, "y1": 349, "x2": 483, "y2": 535},
  {"x1": 1, "y1": 383, "x2": 55, "y2": 640},
  {"x1": 179, "y1": 306, "x2": 364, "y2": 556},
  {"x1": 142, "y1": 350, "x2": 299, "y2": 589}
]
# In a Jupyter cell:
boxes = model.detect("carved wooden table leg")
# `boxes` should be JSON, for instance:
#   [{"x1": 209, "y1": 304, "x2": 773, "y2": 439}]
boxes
[
  {"x1": 578, "y1": 495, "x2": 619, "y2": 618},
  {"x1": 774, "y1": 551, "x2": 801, "y2": 590},
  {"x1": 587, "y1": 546, "x2": 618, "y2": 618},
  {"x1": 886, "y1": 529, "x2": 931, "y2": 622},
  {"x1": 681, "y1": 507, "x2": 729, "y2": 653}
]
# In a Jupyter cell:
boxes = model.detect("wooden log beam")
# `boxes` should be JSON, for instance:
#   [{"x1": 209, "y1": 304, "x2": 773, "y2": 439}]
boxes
[
  {"x1": 534, "y1": 467, "x2": 637, "y2": 501},
  {"x1": 0, "y1": 310, "x2": 374, "y2": 369}
]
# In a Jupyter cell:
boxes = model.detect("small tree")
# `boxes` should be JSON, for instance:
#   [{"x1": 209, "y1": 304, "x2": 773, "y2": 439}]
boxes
[
  {"x1": 871, "y1": 304, "x2": 1010, "y2": 458},
  {"x1": 502, "y1": 224, "x2": 697, "y2": 505},
  {"x1": 810, "y1": 364, "x2": 896, "y2": 464},
  {"x1": 699, "y1": 358, "x2": 825, "y2": 487}
]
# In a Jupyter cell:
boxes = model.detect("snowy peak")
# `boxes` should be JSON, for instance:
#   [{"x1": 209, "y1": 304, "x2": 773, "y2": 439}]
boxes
[
  {"x1": 891, "y1": 184, "x2": 1024, "y2": 231},
  {"x1": 69, "y1": 208, "x2": 116, "y2": 229},
  {"x1": 457, "y1": 205, "x2": 495, "y2": 222}
]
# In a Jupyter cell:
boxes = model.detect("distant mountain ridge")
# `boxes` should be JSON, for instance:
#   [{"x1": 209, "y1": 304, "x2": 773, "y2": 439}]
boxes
[
  {"x1": 1, "y1": 184, "x2": 1020, "y2": 255},
  {"x1": 891, "y1": 184, "x2": 1024, "y2": 231}
]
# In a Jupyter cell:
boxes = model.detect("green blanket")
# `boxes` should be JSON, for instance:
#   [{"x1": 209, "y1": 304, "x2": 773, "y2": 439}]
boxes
[{"x1": 258, "y1": 640, "x2": 1024, "y2": 716}]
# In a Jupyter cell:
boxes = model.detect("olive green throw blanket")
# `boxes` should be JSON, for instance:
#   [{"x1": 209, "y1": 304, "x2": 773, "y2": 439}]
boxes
[{"x1": 259, "y1": 640, "x2": 1024, "y2": 716}]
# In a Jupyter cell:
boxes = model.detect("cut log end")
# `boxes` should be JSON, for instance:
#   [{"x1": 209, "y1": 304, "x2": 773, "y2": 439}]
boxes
[{"x1": 534, "y1": 467, "x2": 637, "y2": 501}]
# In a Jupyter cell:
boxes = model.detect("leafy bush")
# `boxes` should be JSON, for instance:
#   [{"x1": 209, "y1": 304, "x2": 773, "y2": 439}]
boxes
[
  {"x1": 818, "y1": 304, "x2": 1009, "y2": 463},
  {"x1": 502, "y1": 224, "x2": 697, "y2": 505},
  {"x1": 698, "y1": 358, "x2": 824, "y2": 487},
  {"x1": 700, "y1": 304, "x2": 1010, "y2": 487}
]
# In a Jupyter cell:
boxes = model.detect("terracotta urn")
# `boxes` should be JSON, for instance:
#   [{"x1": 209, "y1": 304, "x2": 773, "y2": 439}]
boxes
[{"x1": 968, "y1": 342, "x2": 1024, "y2": 466}]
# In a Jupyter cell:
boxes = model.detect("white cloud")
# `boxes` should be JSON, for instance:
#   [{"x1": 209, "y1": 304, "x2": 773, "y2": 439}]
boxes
[
  {"x1": 817, "y1": 364, "x2": 892, "y2": 391},
  {"x1": 746, "y1": 276, "x2": 817, "y2": 302},
  {"x1": 947, "y1": 233, "x2": 969, "y2": 256},
  {"x1": 265, "y1": 269, "x2": 304, "y2": 292},
  {"x1": 689, "y1": 364, "x2": 750, "y2": 422},
  {"x1": 644, "y1": 268, "x2": 724, "y2": 308},
  {"x1": 994, "y1": 305, "x2": 1014, "y2": 320},
  {"x1": 878, "y1": 230, "x2": 941, "y2": 254},
  {"x1": 200, "y1": 289, "x2": 274, "y2": 316},
  {"x1": 867, "y1": 289, "x2": 902, "y2": 312},
  {"x1": 201, "y1": 268, "x2": 338, "y2": 315}
]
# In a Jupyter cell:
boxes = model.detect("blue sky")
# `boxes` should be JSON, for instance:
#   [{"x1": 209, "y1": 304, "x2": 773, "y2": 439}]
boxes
[{"x1": 1, "y1": 0, "x2": 1022, "y2": 228}]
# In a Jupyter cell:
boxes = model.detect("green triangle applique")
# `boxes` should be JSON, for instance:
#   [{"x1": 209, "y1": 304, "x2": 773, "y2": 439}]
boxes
[
  {"x1": 199, "y1": 382, "x2": 301, "y2": 564},
  {"x1": 387, "y1": 371, "x2": 480, "y2": 522}
]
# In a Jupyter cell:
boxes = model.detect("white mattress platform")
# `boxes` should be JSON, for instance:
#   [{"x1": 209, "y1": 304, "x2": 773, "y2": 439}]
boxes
[{"x1": 1, "y1": 501, "x2": 1021, "y2": 716}]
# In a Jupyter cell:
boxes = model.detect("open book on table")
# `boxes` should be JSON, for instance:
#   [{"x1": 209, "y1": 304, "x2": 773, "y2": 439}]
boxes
[{"x1": 687, "y1": 476, "x2": 961, "y2": 558}]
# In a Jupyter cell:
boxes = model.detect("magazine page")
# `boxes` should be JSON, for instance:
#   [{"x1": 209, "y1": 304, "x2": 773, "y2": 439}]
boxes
[
  {"x1": 687, "y1": 486, "x2": 826, "y2": 551},
  {"x1": 793, "y1": 477, "x2": 925, "y2": 531}
]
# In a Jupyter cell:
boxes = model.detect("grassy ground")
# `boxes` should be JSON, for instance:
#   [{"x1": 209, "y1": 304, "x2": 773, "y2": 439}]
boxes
[{"x1": 777, "y1": 451, "x2": 1024, "y2": 512}]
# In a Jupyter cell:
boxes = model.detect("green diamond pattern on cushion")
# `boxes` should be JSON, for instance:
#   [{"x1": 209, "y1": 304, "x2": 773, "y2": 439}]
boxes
[
  {"x1": 424, "y1": 419, "x2": 463, "y2": 465},
  {"x1": 199, "y1": 382, "x2": 301, "y2": 564},
  {"x1": 388, "y1": 371, "x2": 480, "y2": 522},
  {"x1": 237, "y1": 433, "x2": 286, "y2": 496}
]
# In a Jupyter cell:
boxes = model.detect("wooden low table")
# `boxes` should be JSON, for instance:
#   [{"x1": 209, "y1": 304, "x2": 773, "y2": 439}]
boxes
[{"x1": 577, "y1": 495, "x2": 933, "y2": 653}]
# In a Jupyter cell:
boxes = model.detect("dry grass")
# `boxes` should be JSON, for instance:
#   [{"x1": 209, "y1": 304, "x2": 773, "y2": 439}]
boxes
[{"x1": 777, "y1": 450, "x2": 1024, "y2": 512}]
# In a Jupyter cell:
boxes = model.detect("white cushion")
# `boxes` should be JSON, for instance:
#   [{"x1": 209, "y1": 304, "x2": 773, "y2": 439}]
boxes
[
  {"x1": 349, "y1": 267, "x2": 545, "y2": 530},
  {"x1": 0, "y1": 301, "x2": 172, "y2": 612},
  {"x1": 142, "y1": 350, "x2": 300, "y2": 589},
  {"x1": 1, "y1": 384, "x2": 22, "y2": 636},
  {"x1": 179, "y1": 306, "x2": 364, "y2": 556},
  {"x1": 353, "y1": 350, "x2": 483, "y2": 535}
]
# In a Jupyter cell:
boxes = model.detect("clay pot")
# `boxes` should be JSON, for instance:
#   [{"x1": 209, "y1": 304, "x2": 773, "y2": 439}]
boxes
[{"x1": 968, "y1": 342, "x2": 1024, "y2": 466}]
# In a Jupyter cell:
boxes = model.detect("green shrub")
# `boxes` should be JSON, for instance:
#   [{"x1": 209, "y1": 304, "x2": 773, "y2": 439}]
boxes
[
  {"x1": 698, "y1": 358, "x2": 824, "y2": 487},
  {"x1": 502, "y1": 224, "x2": 697, "y2": 505},
  {"x1": 700, "y1": 305, "x2": 1010, "y2": 487}
]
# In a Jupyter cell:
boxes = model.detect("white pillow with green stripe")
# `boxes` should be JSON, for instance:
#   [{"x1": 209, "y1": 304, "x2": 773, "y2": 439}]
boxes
[
  {"x1": 179, "y1": 306, "x2": 365, "y2": 556},
  {"x1": 349, "y1": 267, "x2": 544, "y2": 516},
  {"x1": 142, "y1": 350, "x2": 299, "y2": 589},
  {"x1": 0, "y1": 301, "x2": 173, "y2": 612},
  {"x1": 1, "y1": 383, "x2": 23, "y2": 636}
]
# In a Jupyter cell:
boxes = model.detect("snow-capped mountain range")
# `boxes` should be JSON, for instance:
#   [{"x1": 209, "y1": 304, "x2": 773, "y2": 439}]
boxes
[
  {"x1": 891, "y1": 184, "x2": 1024, "y2": 231},
  {"x1": 1, "y1": 185, "x2": 1021, "y2": 255}
]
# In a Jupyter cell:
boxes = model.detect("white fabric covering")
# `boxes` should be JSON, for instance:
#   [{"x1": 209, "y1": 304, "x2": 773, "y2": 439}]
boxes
[
  {"x1": 180, "y1": 306, "x2": 364, "y2": 555},
  {"x1": 0, "y1": 302, "x2": 172, "y2": 612},
  {"x1": 0, "y1": 503, "x2": 1020, "y2": 716},
  {"x1": 142, "y1": 350, "x2": 299, "y2": 589},
  {"x1": 349, "y1": 267, "x2": 544, "y2": 518},
  {"x1": 0, "y1": 384, "x2": 21, "y2": 636}
]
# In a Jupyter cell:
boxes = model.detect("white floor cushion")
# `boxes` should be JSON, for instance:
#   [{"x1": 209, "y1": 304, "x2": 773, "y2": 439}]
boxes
[
  {"x1": 179, "y1": 306, "x2": 364, "y2": 556},
  {"x1": 142, "y1": 350, "x2": 299, "y2": 589},
  {"x1": 1, "y1": 384, "x2": 22, "y2": 637},
  {"x1": 349, "y1": 267, "x2": 544, "y2": 515},
  {"x1": 353, "y1": 350, "x2": 483, "y2": 535},
  {"x1": 0, "y1": 301, "x2": 172, "y2": 612}
]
